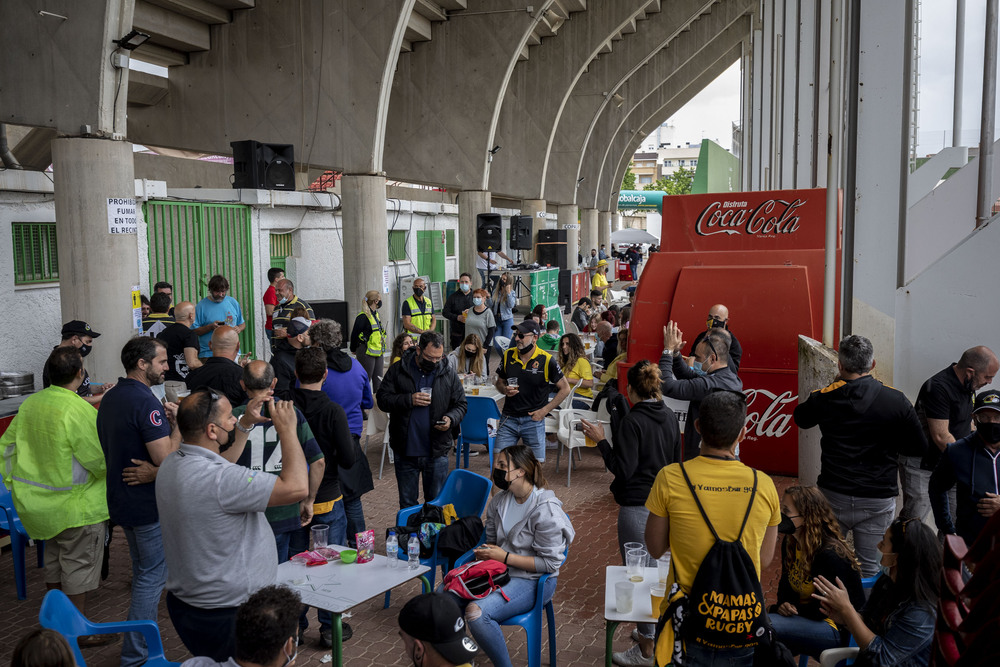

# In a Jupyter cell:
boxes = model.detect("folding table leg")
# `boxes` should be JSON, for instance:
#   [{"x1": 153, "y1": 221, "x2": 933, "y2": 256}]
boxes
[
  {"x1": 605, "y1": 620, "x2": 620, "y2": 667},
  {"x1": 332, "y1": 613, "x2": 343, "y2": 667}
]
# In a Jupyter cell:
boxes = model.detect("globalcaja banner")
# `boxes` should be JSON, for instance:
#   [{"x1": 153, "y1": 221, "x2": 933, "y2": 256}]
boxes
[{"x1": 617, "y1": 190, "x2": 664, "y2": 212}]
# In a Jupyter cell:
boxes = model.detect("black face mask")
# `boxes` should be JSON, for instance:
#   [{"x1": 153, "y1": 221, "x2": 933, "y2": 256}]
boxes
[
  {"x1": 492, "y1": 468, "x2": 511, "y2": 491},
  {"x1": 413, "y1": 287, "x2": 425, "y2": 297},
  {"x1": 216, "y1": 423, "x2": 236, "y2": 453},
  {"x1": 418, "y1": 356, "x2": 437, "y2": 373},
  {"x1": 517, "y1": 342, "x2": 535, "y2": 356},
  {"x1": 777, "y1": 513, "x2": 797, "y2": 535},
  {"x1": 708, "y1": 316, "x2": 728, "y2": 330},
  {"x1": 374, "y1": 301, "x2": 382, "y2": 310},
  {"x1": 79, "y1": 344, "x2": 92, "y2": 358},
  {"x1": 977, "y1": 420, "x2": 1000, "y2": 444}
]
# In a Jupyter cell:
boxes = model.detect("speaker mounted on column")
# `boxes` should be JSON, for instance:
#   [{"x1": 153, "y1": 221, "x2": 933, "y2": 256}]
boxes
[{"x1": 231, "y1": 140, "x2": 295, "y2": 191}]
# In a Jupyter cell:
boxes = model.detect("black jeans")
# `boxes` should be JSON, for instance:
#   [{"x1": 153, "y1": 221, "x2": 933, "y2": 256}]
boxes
[{"x1": 166, "y1": 592, "x2": 238, "y2": 661}]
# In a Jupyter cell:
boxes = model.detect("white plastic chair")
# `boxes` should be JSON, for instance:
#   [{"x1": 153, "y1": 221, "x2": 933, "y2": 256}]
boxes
[
  {"x1": 554, "y1": 408, "x2": 598, "y2": 487},
  {"x1": 545, "y1": 380, "x2": 582, "y2": 435},
  {"x1": 565, "y1": 320, "x2": 580, "y2": 335}
]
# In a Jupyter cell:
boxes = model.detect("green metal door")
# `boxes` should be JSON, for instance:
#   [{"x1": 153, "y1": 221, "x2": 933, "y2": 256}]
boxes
[
  {"x1": 416, "y1": 230, "x2": 446, "y2": 283},
  {"x1": 145, "y1": 201, "x2": 256, "y2": 356}
]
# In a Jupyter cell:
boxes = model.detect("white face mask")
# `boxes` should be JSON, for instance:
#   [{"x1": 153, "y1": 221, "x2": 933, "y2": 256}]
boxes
[{"x1": 472, "y1": 297, "x2": 483, "y2": 306}]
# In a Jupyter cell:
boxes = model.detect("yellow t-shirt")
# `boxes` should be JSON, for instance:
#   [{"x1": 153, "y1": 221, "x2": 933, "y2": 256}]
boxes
[
  {"x1": 645, "y1": 457, "x2": 780, "y2": 594},
  {"x1": 604, "y1": 352, "x2": 627, "y2": 380},
  {"x1": 787, "y1": 545, "x2": 839, "y2": 630},
  {"x1": 592, "y1": 271, "x2": 609, "y2": 298},
  {"x1": 564, "y1": 356, "x2": 594, "y2": 398}
]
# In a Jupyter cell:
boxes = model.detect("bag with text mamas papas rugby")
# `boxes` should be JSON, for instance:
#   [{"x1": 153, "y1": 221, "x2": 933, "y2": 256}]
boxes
[{"x1": 677, "y1": 462, "x2": 769, "y2": 651}]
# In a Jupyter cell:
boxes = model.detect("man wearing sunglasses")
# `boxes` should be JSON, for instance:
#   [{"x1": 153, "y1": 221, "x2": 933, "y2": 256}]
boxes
[
  {"x1": 660, "y1": 321, "x2": 742, "y2": 460},
  {"x1": 495, "y1": 320, "x2": 571, "y2": 462}
]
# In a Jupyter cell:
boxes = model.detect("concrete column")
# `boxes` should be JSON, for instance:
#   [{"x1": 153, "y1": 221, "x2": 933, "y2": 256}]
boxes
[
  {"x1": 797, "y1": 336, "x2": 839, "y2": 484},
  {"x1": 342, "y1": 174, "x2": 389, "y2": 334},
  {"x1": 520, "y1": 198, "x2": 546, "y2": 265},
  {"x1": 581, "y1": 208, "x2": 599, "y2": 261},
  {"x1": 459, "y1": 190, "x2": 491, "y2": 288},
  {"x1": 598, "y1": 211, "x2": 612, "y2": 254},
  {"x1": 52, "y1": 137, "x2": 140, "y2": 386},
  {"x1": 557, "y1": 204, "x2": 578, "y2": 271},
  {"x1": 613, "y1": 213, "x2": 623, "y2": 232}
]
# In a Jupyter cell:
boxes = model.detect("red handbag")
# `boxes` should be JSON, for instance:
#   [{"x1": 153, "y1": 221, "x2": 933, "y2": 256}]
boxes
[{"x1": 443, "y1": 560, "x2": 511, "y2": 601}]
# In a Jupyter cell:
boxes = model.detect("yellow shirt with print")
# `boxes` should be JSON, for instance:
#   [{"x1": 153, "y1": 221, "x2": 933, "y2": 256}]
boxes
[
  {"x1": 564, "y1": 356, "x2": 594, "y2": 398},
  {"x1": 645, "y1": 457, "x2": 780, "y2": 595}
]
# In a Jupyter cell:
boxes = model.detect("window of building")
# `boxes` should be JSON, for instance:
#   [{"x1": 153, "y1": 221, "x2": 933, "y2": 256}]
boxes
[
  {"x1": 678, "y1": 160, "x2": 685, "y2": 166},
  {"x1": 446, "y1": 229, "x2": 456, "y2": 257},
  {"x1": 639, "y1": 176, "x2": 653, "y2": 185},
  {"x1": 12, "y1": 222, "x2": 59, "y2": 285},
  {"x1": 664, "y1": 160, "x2": 673, "y2": 166},
  {"x1": 388, "y1": 229, "x2": 408, "y2": 261},
  {"x1": 269, "y1": 232, "x2": 293, "y2": 273},
  {"x1": 690, "y1": 159, "x2": 698, "y2": 166}
]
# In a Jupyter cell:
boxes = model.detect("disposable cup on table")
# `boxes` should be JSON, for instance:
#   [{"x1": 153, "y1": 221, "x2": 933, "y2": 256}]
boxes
[
  {"x1": 657, "y1": 552, "x2": 671, "y2": 584},
  {"x1": 650, "y1": 583, "x2": 667, "y2": 616},
  {"x1": 311, "y1": 525, "x2": 329, "y2": 550},
  {"x1": 623, "y1": 542, "x2": 643, "y2": 552},
  {"x1": 626, "y1": 549, "x2": 647, "y2": 582},
  {"x1": 614, "y1": 581, "x2": 635, "y2": 614}
]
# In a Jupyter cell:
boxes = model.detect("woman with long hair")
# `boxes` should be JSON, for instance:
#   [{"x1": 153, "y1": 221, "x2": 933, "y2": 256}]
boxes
[
  {"x1": 464, "y1": 288, "x2": 496, "y2": 363},
  {"x1": 450, "y1": 444, "x2": 574, "y2": 667},
  {"x1": 769, "y1": 486, "x2": 865, "y2": 659},
  {"x1": 349, "y1": 290, "x2": 387, "y2": 392},
  {"x1": 448, "y1": 333, "x2": 487, "y2": 380},
  {"x1": 558, "y1": 333, "x2": 594, "y2": 408},
  {"x1": 492, "y1": 271, "x2": 517, "y2": 339},
  {"x1": 813, "y1": 518, "x2": 940, "y2": 667},
  {"x1": 582, "y1": 361, "x2": 681, "y2": 665},
  {"x1": 389, "y1": 332, "x2": 415, "y2": 365}
]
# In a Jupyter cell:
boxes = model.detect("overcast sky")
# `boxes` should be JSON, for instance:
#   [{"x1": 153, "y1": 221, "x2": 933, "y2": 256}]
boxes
[{"x1": 656, "y1": 1, "x2": 996, "y2": 157}]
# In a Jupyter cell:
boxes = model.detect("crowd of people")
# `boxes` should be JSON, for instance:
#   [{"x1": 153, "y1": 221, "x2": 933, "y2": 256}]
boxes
[{"x1": 4, "y1": 245, "x2": 993, "y2": 667}]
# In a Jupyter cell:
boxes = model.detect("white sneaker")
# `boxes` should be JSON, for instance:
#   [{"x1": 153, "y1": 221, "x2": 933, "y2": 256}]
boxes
[
  {"x1": 612, "y1": 644, "x2": 654, "y2": 667},
  {"x1": 630, "y1": 629, "x2": 641, "y2": 643}
]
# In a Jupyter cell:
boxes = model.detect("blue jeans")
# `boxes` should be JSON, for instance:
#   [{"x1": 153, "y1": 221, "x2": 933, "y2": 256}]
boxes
[
  {"x1": 343, "y1": 496, "x2": 366, "y2": 548},
  {"x1": 769, "y1": 613, "x2": 842, "y2": 659},
  {"x1": 496, "y1": 414, "x2": 547, "y2": 462},
  {"x1": 289, "y1": 503, "x2": 348, "y2": 631},
  {"x1": 120, "y1": 523, "x2": 167, "y2": 667},
  {"x1": 395, "y1": 455, "x2": 449, "y2": 509},
  {"x1": 273, "y1": 528, "x2": 296, "y2": 564},
  {"x1": 684, "y1": 643, "x2": 755, "y2": 667},
  {"x1": 497, "y1": 317, "x2": 514, "y2": 340},
  {"x1": 454, "y1": 576, "x2": 558, "y2": 667},
  {"x1": 820, "y1": 487, "x2": 895, "y2": 578}
]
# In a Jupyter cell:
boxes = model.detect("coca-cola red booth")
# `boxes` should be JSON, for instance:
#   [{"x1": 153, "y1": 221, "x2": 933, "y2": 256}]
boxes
[{"x1": 621, "y1": 188, "x2": 841, "y2": 476}]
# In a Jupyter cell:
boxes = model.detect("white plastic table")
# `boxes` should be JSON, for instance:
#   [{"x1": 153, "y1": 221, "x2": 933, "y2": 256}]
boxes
[
  {"x1": 277, "y1": 552, "x2": 430, "y2": 667},
  {"x1": 604, "y1": 565, "x2": 660, "y2": 667}
]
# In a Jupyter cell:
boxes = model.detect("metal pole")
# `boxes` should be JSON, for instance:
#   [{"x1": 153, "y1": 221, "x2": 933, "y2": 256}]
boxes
[
  {"x1": 977, "y1": 0, "x2": 999, "y2": 227},
  {"x1": 823, "y1": 0, "x2": 843, "y2": 347},
  {"x1": 954, "y1": 0, "x2": 966, "y2": 147}
]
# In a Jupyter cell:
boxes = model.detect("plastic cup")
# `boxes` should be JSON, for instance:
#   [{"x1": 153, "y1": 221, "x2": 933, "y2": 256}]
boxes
[
  {"x1": 650, "y1": 583, "x2": 667, "y2": 616},
  {"x1": 657, "y1": 552, "x2": 672, "y2": 584},
  {"x1": 508, "y1": 377, "x2": 518, "y2": 388},
  {"x1": 311, "y1": 524, "x2": 329, "y2": 550},
  {"x1": 626, "y1": 548, "x2": 647, "y2": 583},
  {"x1": 615, "y1": 581, "x2": 635, "y2": 614},
  {"x1": 623, "y1": 542, "x2": 643, "y2": 552},
  {"x1": 420, "y1": 386, "x2": 433, "y2": 400}
]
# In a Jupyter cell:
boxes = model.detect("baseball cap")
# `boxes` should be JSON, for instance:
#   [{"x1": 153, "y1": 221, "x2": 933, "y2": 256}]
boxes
[
  {"x1": 398, "y1": 593, "x2": 478, "y2": 664},
  {"x1": 286, "y1": 317, "x2": 312, "y2": 337},
  {"x1": 973, "y1": 389, "x2": 1000, "y2": 413},
  {"x1": 514, "y1": 319, "x2": 541, "y2": 336},
  {"x1": 61, "y1": 320, "x2": 101, "y2": 338},
  {"x1": 597, "y1": 259, "x2": 608, "y2": 267}
]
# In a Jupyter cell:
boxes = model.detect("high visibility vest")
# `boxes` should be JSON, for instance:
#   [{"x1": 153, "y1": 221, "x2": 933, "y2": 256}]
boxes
[
  {"x1": 404, "y1": 295, "x2": 433, "y2": 335},
  {"x1": 358, "y1": 311, "x2": 385, "y2": 356}
]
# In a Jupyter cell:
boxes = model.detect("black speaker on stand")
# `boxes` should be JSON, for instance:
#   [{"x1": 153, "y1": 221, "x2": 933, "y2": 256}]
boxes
[
  {"x1": 509, "y1": 215, "x2": 533, "y2": 250},
  {"x1": 476, "y1": 213, "x2": 503, "y2": 252},
  {"x1": 231, "y1": 140, "x2": 295, "y2": 190}
]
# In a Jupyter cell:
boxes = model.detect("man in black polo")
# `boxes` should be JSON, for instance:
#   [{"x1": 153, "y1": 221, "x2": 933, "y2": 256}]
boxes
[
  {"x1": 494, "y1": 320, "x2": 571, "y2": 463},
  {"x1": 441, "y1": 273, "x2": 474, "y2": 350},
  {"x1": 42, "y1": 320, "x2": 113, "y2": 406},
  {"x1": 141, "y1": 292, "x2": 175, "y2": 337},
  {"x1": 688, "y1": 304, "x2": 743, "y2": 372},
  {"x1": 156, "y1": 301, "x2": 202, "y2": 403},
  {"x1": 899, "y1": 345, "x2": 998, "y2": 522},
  {"x1": 185, "y1": 326, "x2": 247, "y2": 407}
]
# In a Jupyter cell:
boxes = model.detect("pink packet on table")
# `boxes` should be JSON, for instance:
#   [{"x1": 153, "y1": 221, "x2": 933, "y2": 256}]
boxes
[{"x1": 356, "y1": 529, "x2": 375, "y2": 563}]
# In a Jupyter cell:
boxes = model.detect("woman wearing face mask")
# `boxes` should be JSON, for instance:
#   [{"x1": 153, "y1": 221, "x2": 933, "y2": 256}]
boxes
[
  {"x1": 350, "y1": 290, "x2": 387, "y2": 393},
  {"x1": 447, "y1": 334, "x2": 487, "y2": 381},
  {"x1": 453, "y1": 445, "x2": 574, "y2": 667},
  {"x1": 581, "y1": 361, "x2": 680, "y2": 665},
  {"x1": 389, "y1": 333, "x2": 415, "y2": 366},
  {"x1": 462, "y1": 289, "x2": 496, "y2": 363},
  {"x1": 768, "y1": 486, "x2": 865, "y2": 661},
  {"x1": 813, "y1": 518, "x2": 940, "y2": 667},
  {"x1": 492, "y1": 271, "x2": 517, "y2": 339},
  {"x1": 557, "y1": 333, "x2": 594, "y2": 409}
]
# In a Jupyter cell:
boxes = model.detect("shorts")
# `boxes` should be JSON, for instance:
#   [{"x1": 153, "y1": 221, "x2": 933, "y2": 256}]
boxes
[{"x1": 44, "y1": 522, "x2": 106, "y2": 595}]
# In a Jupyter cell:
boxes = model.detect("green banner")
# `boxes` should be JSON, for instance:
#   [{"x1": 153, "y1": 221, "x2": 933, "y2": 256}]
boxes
[{"x1": 617, "y1": 190, "x2": 663, "y2": 212}]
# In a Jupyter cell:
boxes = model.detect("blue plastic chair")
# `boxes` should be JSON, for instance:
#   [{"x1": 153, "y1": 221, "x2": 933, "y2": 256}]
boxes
[
  {"x1": 39, "y1": 589, "x2": 179, "y2": 667},
  {"x1": 0, "y1": 479, "x2": 45, "y2": 600},
  {"x1": 797, "y1": 572, "x2": 882, "y2": 667},
  {"x1": 384, "y1": 469, "x2": 492, "y2": 608},
  {"x1": 456, "y1": 396, "x2": 501, "y2": 470}
]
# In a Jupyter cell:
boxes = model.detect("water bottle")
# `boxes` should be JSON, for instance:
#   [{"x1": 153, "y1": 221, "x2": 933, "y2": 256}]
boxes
[
  {"x1": 407, "y1": 534, "x2": 420, "y2": 570},
  {"x1": 386, "y1": 531, "x2": 398, "y2": 569}
]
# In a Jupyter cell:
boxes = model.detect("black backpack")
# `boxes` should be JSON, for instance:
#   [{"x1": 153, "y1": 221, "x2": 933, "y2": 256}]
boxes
[{"x1": 678, "y1": 461, "x2": 769, "y2": 650}]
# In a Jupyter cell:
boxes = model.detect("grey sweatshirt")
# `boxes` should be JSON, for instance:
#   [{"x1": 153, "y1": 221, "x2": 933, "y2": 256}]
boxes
[{"x1": 484, "y1": 487, "x2": 575, "y2": 579}]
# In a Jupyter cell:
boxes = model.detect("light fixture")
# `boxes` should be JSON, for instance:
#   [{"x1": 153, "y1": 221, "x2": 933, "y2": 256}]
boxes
[
  {"x1": 612, "y1": 93, "x2": 625, "y2": 108},
  {"x1": 488, "y1": 145, "x2": 502, "y2": 163},
  {"x1": 114, "y1": 29, "x2": 150, "y2": 51},
  {"x1": 577, "y1": 177, "x2": 585, "y2": 184}
]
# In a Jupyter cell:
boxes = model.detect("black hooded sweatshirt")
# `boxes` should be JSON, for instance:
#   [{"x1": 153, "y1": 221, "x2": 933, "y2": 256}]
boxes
[
  {"x1": 290, "y1": 387, "x2": 356, "y2": 505},
  {"x1": 793, "y1": 374, "x2": 927, "y2": 498},
  {"x1": 597, "y1": 400, "x2": 681, "y2": 506}
]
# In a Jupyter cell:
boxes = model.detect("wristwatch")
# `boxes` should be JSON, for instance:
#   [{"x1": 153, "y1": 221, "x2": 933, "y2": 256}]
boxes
[{"x1": 235, "y1": 419, "x2": 254, "y2": 434}]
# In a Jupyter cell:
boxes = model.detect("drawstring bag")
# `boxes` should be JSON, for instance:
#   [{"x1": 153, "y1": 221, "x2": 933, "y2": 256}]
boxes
[{"x1": 443, "y1": 560, "x2": 511, "y2": 601}]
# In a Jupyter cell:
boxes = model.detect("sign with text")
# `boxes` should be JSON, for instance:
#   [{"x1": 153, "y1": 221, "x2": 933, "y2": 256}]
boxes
[{"x1": 107, "y1": 198, "x2": 138, "y2": 234}]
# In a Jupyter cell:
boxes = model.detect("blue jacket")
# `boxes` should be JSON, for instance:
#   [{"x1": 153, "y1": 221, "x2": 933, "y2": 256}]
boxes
[
  {"x1": 318, "y1": 348, "x2": 374, "y2": 437},
  {"x1": 929, "y1": 432, "x2": 1000, "y2": 544}
]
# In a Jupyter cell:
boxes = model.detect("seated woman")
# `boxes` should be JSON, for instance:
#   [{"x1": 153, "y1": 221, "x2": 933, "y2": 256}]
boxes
[
  {"x1": 769, "y1": 486, "x2": 865, "y2": 660},
  {"x1": 584, "y1": 312, "x2": 603, "y2": 334},
  {"x1": 814, "y1": 517, "x2": 940, "y2": 667},
  {"x1": 558, "y1": 333, "x2": 594, "y2": 408},
  {"x1": 389, "y1": 332, "x2": 414, "y2": 365},
  {"x1": 447, "y1": 333, "x2": 488, "y2": 381},
  {"x1": 453, "y1": 445, "x2": 574, "y2": 667},
  {"x1": 599, "y1": 330, "x2": 629, "y2": 384}
]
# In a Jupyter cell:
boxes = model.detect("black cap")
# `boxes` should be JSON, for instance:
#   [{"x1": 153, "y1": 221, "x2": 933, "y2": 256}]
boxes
[
  {"x1": 398, "y1": 593, "x2": 478, "y2": 663},
  {"x1": 286, "y1": 317, "x2": 311, "y2": 337},
  {"x1": 974, "y1": 389, "x2": 1000, "y2": 413},
  {"x1": 514, "y1": 319, "x2": 541, "y2": 336},
  {"x1": 61, "y1": 320, "x2": 101, "y2": 338}
]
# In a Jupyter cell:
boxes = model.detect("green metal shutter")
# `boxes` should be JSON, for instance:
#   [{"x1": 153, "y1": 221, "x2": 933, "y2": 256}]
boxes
[{"x1": 269, "y1": 233, "x2": 293, "y2": 273}]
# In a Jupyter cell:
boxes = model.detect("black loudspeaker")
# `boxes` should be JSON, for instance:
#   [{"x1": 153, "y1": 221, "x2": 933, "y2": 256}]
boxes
[
  {"x1": 538, "y1": 229, "x2": 568, "y2": 243},
  {"x1": 231, "y1": 140, "x2": 295, "y2": 190},
  {"x1": 308, "y1": 299, "x2": 349, "y2": 349},
  {"x1": 558, "y1": 270, "x2": 572, "y2": 309},
  {"x1": 509, "y1": 215, "x2": 533, "y2": 250},
  {"x1": 477, "y1": 213, "x2": 502, "y2": 252},
  {"x1": 536, "y1": 243, "x2": 567, "y2": 267}
]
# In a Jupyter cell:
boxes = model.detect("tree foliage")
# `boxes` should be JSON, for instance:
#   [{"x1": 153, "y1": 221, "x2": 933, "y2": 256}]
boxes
[
  {"x1": 644, "y1": 166, "x2": 695, "y2": 195},
  {"x1": 621, "y1": 162, "x2": 636, "y2": 191}
]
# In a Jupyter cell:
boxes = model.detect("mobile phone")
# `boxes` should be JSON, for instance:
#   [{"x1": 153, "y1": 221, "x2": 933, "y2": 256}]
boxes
[
  {"x1": 215, "y1": 321, "x2": 225, "y2": 326},
  {"x1": 435, "y1": 419, "x2": 447, "y2": 425},
  {"x1": 574, "y1": 423, "x2": 585, "y2": 431}
]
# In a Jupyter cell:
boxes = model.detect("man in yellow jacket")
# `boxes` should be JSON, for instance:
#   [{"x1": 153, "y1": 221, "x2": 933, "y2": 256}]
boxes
[{"x1": 1, "y1": 347, "x2": 108, "y2": 617}]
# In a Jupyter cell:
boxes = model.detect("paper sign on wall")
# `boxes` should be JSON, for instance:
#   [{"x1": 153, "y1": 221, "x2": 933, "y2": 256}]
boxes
[
  {"x1": 108, "y1": 198, "x2": 138, "y2": 234},
  {"x1": 131, "y1": 285, "x2": 142, "y2": 330},
  {"x1": 382, "y1": 266, "x2": 391, "y2": 294}
]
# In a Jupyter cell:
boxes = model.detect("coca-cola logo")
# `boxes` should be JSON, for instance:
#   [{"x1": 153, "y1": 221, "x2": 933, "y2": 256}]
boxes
[
  {"x1": 743, "y1": 389, "x2": 796, "y2": 439},
  {"x1": 695, "y1": 199, "x2": 805, "y2": 237}
]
